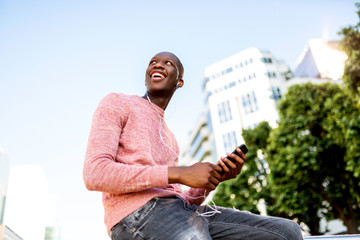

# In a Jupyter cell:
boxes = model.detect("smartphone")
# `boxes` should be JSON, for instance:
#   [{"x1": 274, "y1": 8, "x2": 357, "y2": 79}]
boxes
[
  {"x1": 218, "y1": 144, "x2": 248, "y2": 173},
  {"x1": 228, "y1": 144, "x2": 248, "y2": 163}
]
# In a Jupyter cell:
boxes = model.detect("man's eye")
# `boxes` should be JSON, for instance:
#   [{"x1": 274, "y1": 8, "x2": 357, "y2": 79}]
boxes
[
  {"x1": 150, "y1": 60, "x2": 156, "y2": 65},
  {"x1": 165, "y1": 61, "x2": 172, "y2": 65}
]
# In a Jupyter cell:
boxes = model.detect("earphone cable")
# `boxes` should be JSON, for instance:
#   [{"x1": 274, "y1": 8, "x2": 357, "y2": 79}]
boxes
[{"x1": 146, "y1": 93, "x2": 221, "y2": 217}]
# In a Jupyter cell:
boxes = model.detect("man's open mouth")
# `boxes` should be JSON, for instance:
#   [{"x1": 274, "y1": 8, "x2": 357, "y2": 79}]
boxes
[{"x1": 151, "y1": 71, "x2": 166, "y2": 80}]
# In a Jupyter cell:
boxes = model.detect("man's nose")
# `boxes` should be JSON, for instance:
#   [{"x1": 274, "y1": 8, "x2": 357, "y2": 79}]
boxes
[{"x1": 154, "y1": 61, "x2": 164, "y2": 69}]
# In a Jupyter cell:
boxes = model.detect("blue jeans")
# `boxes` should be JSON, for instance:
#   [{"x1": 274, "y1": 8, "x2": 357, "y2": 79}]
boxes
[{"x1": 110, "y1": 196, "x2": 303, "y2": 240}]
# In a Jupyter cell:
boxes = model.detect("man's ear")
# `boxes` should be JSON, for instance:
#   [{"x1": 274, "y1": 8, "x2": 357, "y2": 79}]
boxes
[{"x1": 177, "y1": 79, "x2": 184, "y2": 88}]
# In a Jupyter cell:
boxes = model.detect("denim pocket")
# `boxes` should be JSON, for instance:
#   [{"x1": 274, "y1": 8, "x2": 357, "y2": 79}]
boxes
[
  {"x1": 176, "y1": 196, "x2": 198, "y2": 212},
  {"x1": 111, "y1": 222, "x2": 135, "y2": 240}
]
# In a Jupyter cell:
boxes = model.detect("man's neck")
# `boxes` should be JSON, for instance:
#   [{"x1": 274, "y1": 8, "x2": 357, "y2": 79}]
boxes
[{"x1": 143, "y1": 92, "x2": 173, "y2": 110}]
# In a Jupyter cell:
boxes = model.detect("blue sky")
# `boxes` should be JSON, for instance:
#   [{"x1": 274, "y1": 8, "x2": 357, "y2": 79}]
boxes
[{"x1": 0, "y1": 0, "x2": 358, "y2": 239}]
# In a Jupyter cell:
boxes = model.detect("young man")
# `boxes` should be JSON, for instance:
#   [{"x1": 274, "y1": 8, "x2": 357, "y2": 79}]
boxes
[{"x1": 83, "y1": 52, "x2": 303, "y2": 239}]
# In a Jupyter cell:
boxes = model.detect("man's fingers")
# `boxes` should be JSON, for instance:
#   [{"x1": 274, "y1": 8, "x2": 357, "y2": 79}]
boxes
[
  {"x1": 213, "y1": 162, "x2": 223, "y2": 172},
  {"x1": 225, "y1": 154, "x2": 237, "y2": 168},
  {"x1": 228, "y1": 152, "x2": 245, "y2": 165},
  {"x1": 213, "y1": 168, "x2": 221, "y2": 179},
  {"x1": 218, "y1": 158, "x2": 229, "y2": 172},
  {"x1": 236, "y1": 147, "x2": 246, "y2": 161},
  {"x1": 207, "y1": 181, "x2": 217, "y2": 190},
  {"x1": 210, "y1": 176, "x2": 219, "y2": 186}
]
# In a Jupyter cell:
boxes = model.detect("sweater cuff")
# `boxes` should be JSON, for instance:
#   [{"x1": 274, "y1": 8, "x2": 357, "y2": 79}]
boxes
[{"x1": 150, "y1": 165, "x2": 169, "y2": 188}]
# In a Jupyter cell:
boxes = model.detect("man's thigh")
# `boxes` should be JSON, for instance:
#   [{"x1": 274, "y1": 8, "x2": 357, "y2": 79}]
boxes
[
  {"x1": 198, "y1": 205, "x2": 303, "y2": 240},
  {"x1": 111, "y1": 197, "x2": 211, "y2": 240}
]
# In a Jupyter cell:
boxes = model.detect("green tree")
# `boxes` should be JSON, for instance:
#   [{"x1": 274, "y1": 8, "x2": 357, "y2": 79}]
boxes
[
  {"x1": 212, "y1": 122, "x2": 272, "y2": 215},
  {"x1": 266, "y1": 83, "x2": 360, "y2": 234},
  {"x1": 213, "y1": 83, "x2": 360, "y2": 234},
  {"x1": 213, "y1": 5, "x2": 360, "y2": 233},
  {"x1": 339, "y1": 2, "x2": 360, "y2": 98}
]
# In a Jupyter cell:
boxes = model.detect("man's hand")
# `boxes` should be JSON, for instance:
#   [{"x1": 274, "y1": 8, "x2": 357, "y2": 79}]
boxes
[
  {"x1": 217, "y1": 147, "x2": 246, "y2": 182},
  {"x1": 168, "y1": 162, "x2": 223, "y2": 190}
]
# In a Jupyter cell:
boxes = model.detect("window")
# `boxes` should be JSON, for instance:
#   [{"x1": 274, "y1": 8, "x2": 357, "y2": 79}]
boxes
[
  {"x1": 242, "y1": 91, "x2": 259, "y2": 114},
  {"x1": 193, "y1": 145, "x2": 205, "y2": 162},
  {"x1": 221, "y1": 67, "x2": 233, "y2": 76},
  {"x1": 272, "y1": 87, "x2": 282, "y2": 102},
  {"x1": 267, "y1": 72, "x2": 277, "y2": 78},
  {"x1": 242, "y1": 95, "x2": 248, "y2": 114},
  {"x1": 226, "y1": 67, "x2": 233, "y2": 73},
  {"x1": 252, "y1": 91, "x2": 259, "y2": 111},
  {"x1": 190, "y1": 132, "x2": 202, "y2": 155},
  {"x1": 206, "y1": 111, "x2": 213, "y2": 134},
  {"x1": 218, "y1": 100, "x2": 233, "y2": 123},
  {"x1": 246, "y1": 123, "x2": 258, "y2": 130},
  {"x1": 223, "y1": 131, "x2": 238, "y2": 153},
  {"x1": 261, "y1": 57, "x2": 272, "y2": 63}
]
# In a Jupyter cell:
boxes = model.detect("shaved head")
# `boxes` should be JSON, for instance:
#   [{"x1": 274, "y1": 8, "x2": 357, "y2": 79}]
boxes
[{"x1": 155, "y1": 52, "x2": 184, "y2": 80}]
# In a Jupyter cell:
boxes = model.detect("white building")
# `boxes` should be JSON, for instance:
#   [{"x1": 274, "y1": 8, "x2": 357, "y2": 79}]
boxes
[
  {"x1": 180, "y1": 113, "x2": 214, "y2": 166},
  {"x1": 4, "y1": 165, "x2": 59, "y2": 240},
  {"x1": 0, "y1": 225, "x2": 23, "y2": 240},
  {"x1": 0, "y1": 151, "x2": 10, "y2": 225},
  {"x1": 0, "y1": 151, "x2": 23, "y2": 240},
  {"x1": 201, "y1": 47, "x2": 290, "y2": 161},
  {"x1": 285, "y1": 39, "x2": 346, "y2": 91},
  {"x1": 294, "y1": 39, "x2": 347, "y2": 80}
]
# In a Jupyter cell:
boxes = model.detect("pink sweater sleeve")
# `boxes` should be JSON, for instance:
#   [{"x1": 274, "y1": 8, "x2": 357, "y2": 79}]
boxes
[{"x1": 83, "y1": 93, "x2": 169, "y2": 194}]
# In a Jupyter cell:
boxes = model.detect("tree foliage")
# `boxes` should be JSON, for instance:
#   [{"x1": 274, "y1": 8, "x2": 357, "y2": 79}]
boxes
[
  {"x1": 339, "y1": 2, "x2": 360, "y2": 98},
  {"x1": 213, "y1": 83, "x2": 360, "y2": 234},
  {"x1": 267, "y1": 83, "x2": 360, "y2": 234}
]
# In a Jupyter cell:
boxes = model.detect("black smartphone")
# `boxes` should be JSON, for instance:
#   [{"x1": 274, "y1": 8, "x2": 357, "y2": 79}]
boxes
[
  {"x1": 228, "y1": 144, "x2": 248, "y2": 163},
  {"x1": 218, "y1": 144, "x2": 248, "y2": 173}
]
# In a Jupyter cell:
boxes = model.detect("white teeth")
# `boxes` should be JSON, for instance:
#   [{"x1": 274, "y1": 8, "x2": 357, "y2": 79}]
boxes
[{"x1": 152, "y1": 72, "x2": 165, "y2": 78}]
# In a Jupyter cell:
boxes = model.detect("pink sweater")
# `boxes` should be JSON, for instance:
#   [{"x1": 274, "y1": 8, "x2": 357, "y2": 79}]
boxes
[{"x1": 83, "y1": 93, "x2": 208, "y2": 235}]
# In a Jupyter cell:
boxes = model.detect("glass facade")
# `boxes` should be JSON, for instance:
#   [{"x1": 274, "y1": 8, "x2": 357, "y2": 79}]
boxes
[
  {"x1": 202, "y1": 57, "x2": 255, "y2": 89},
  {"x1": 242, "y1": 91, "x2": 259, "y2": 114},
  {"x1": 222, "y1": 131, "x2": 238, "y2": 153},
  {"x1": 218, "y1": 101, "x2": 232, "y2": 123},
  {"x1": 189, "y1": 132, "x2": 202, "y2": 156},
  {"x1": 271, "y1": 87, "x2": 282, "y2": 102},
  {"x1": 261, "y1": 57, "x2": 272, "y2": 63}
]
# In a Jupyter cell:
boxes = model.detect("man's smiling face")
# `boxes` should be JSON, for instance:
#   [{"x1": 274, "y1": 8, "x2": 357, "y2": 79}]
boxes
[{"x1": 145, "y1": 52, "x2": 182, "y2": 95}]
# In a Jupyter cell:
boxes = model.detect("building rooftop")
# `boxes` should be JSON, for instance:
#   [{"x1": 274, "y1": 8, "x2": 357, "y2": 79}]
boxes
[{"x1": 294, "y1": 39, "x2": 347, "y2": 80}]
